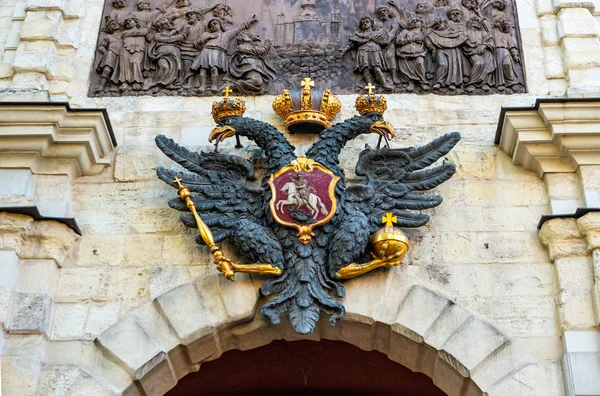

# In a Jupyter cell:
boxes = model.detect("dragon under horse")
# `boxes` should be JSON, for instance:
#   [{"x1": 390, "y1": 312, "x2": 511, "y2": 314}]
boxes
[{"x1": 155, "y1": 87, "x2": 460, "y2": 335}]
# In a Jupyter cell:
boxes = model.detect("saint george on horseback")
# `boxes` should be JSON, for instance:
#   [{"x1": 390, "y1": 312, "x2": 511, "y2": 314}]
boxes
[{"x1": 276, "y1": 173, "x2": 329, "y2": 221}]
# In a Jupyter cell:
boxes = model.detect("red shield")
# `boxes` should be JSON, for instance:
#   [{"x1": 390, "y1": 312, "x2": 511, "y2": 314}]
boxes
[{"x1": 269, "y1": 158, "x2": 339, "y2": 244}]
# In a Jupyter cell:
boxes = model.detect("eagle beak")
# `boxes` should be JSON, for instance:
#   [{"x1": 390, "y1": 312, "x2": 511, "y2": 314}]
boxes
[
  {"x1": 209, "y1": 125, "x2": 236, "y2": 144},
  {"x1": 370, "y1": 120, "x2": 396, "y2": 141}
]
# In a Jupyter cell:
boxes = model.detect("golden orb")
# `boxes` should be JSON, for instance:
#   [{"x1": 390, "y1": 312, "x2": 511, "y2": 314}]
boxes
[{"x1": 370, "y1": 226, "x2": 409, "y2": 261}]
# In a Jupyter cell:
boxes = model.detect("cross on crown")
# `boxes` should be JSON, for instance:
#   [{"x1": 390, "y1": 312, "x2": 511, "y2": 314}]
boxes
[
  {"x1": 365, "y1": 83, "x2": 376, "y2": 95},
  {"x1": 301, "y1": 77, "x2": 315, "y2": 91}
]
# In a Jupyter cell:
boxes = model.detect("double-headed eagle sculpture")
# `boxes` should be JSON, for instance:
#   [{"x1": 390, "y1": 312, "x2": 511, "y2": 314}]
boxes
[{"x1": 155, "y1": 81, "x2": 460, "y2": 335}]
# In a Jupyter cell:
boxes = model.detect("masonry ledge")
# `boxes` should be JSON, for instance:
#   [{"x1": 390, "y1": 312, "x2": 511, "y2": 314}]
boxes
[
  {"x1": 496, "y1": 98, "x2": 600, "y2": 178},
  {"x1": 0, "y1": 102, "x2": 117, "y2": 179}
]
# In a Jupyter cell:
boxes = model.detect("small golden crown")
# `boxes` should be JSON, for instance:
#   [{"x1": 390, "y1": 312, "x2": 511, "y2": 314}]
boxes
[
  {"x1": 211, "y1": 87, "x2": 246, "y2": 122},
  {"x1": 272, "y1": 77, "x2": 342, "y2": 134},
  {"x1": 355, "y1": 84, "x2": 388, "y2": 116}
]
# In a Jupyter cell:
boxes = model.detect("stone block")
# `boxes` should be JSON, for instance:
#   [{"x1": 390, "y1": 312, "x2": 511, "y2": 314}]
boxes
[
  {"x1": 539, "y1": 218, "x2": 588, "y2": 260},
  {"x1": 578, "y1": 213, "x2": 600, "y2": 250},
  {"x1": 493, "y1": 296, "x2": 557, "y2": 337},
  {"x1": 0, "y1": 169, "x2": 33, "y2": 197},
  {"x1": 20, "y1": 221, "x2": 79, "y2": 265},
  {"x1": 476, "y1": 232, "x2": 548, "y2": 264},
  {"x1": 562, "y1": 37, "x2": 600, "y2": 69},
  {"x1": 13, "y1": 40, "x2": 56, "y2": 75},
  {"x1": 424, "y1": 303, "x2": 472, "y2": 350},
  {"x1": 85, "y1": 302, "x2": 120, "y2": 340},
  {"x1": 36, "y1": 364, "x2": 84, "y2": 396},
  {"x1": 8, "y1": 292, "x2": 52, "y2": 333},
  {"x1": 547, "y1": 78, "x2": 568, "y2": 96},
  {"x1": 579, "y1": 165, "x2": 600, "y2": 191},
  {"x1": 553, "y1": 0, "x2": 595, "y2": 8},
  {"x1": 567, "y1": 68, "x2": 600, "y2": 97},
  {"x1": 15, "y1": 259, "x2": 59, "y2": 294},
  {"x1": 149, "y1": 267, "x2": 191, "y2": 299},
  {"x1": 97, "y1": 314, "x2": 164, "y2": 379},
  {"x1": 106, "y1": 268, "x2": 150, "y2": 301},
  {"x1": 557, "y1": 8, "x2": 598, "y2": 39},
  {"x1": 0, "y1": 250, "x2": 18, "y2": 288},
  {"x1": 441, "y1": 232, "x2": 476, "y2": 264},
  {"x1": 544, "y1": 172, "x2": 582, "y2": 200},
  {"x1": 75, "y1": 235, "x2": 125, "y2": 267},
  {"x1": 0, "y1": 332, "x2": 42, "y2": 356},
  {"x1": 488, "y1": 362, "x2": 564, "y2": 396},
  {"x1": 130, "y1": 207, "x2": 183, "y2": 234},
  {"x1": 156, "y1": 282, "x2": 215, "y2": 345},
  {"x1": 55, "y1": 267, "x2": 111, "y2": 302},
  {"x1": 50, "y1": 303, "x2": 88, "y2": 340},
  {"x1": 594, "y1": 282, "x2": 600, "y2": 326},
  {"x1": 544, "y1": 46, "x2": 566, "y2": 80},
  {"x1": 555, "y1": 256, "x2": 594, "y2": 290},
  {"x1": 540, "y1": 16, "x2": 559, "y2": 46},
  {"x1": 395, "y1": 285, "x2": 449, "y2": 342},
  {"x1": 20, "y1": 10, "x2": 61, "y2": 42},
  {"x1": 122, "y1": 235, "x2": 163, "y2": 267},
  {"x1": 557, "y1": 290, "x2": 596, "y2": 331},
  {"x1": 136, "y1": 359, "x2": 177, "y2": 396},
  {"x1": 441, "y1": 316, "x2": 508, "y2": 374},
  {"x1": 68, "y1": 376, "x2": 116, "y2": 396},
  {"x1": 492, "y1": 264, "x2": 555, "y2": 297},
  {"x1": 483, "y1": 206, "x2": 545, "y2": 232},
  {"x1": 134, "y1": 302, "x2": 180, "y2": 352},
  {"x1": 0, "y1": 356, "x2": 40, "y2": 396},
  {"x1": 114, "y1": 145, "x2": 158, "y2": 182},
  {"x1": 180, "y1": 126, "x2": 214, "y2": 146}
]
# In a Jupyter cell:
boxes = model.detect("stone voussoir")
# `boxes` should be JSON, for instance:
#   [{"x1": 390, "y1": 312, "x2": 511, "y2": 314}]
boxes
[{"x1": 96, "y1": 314, "x2": 167, "y2": 380}]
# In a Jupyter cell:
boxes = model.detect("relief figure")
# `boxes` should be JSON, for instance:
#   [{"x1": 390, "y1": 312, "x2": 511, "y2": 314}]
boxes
[
  {"x1": 426, "y1": 7, "x2": 468, "y2": 90},
  {"x1": 95, "y1": 16, "x2": 123, "y2": 92},
  {"x1": 463, "y1": 16, "x2": 495, "y2": 91},
  {"x1": 192, "y1": 15, "x2": 258, "y2": 93},
  {"x1": 230, "y1": 31, "x2": 277, "y2": 94},
  {"x1": 142, "y1": 17, "x2": 184, "y2": 90},
  {"x1": 375, "y1": 6, "x2": 402, "y2": 84},
  {"x1": 396, "y1": 16, "x2": 429, "y2": 91},
  {"x1": 177, "y1": 7, "x2": 211, "y2": 90},
  {"x1": 337, "y1": 15, "x2": 393, "y2": 91},
  {"x1": 492, "y1": 18, "x2": 521, "y2": 90},
  {"x1": 114, "y1": 17, "x2": 149, "y2": 91},
  {"x1": 109, "y1": 0, "x2": 129, "y2": 26}
]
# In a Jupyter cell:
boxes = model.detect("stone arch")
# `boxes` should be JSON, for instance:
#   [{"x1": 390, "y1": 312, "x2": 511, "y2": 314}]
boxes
[{"x1": 49, "y1": 278, "x2": 529, "y2": 396}]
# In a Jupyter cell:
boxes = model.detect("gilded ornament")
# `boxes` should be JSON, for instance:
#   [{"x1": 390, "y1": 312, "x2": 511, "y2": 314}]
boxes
[{"x1": 272, "y1": 77, "x2": 342, "y2": 134}]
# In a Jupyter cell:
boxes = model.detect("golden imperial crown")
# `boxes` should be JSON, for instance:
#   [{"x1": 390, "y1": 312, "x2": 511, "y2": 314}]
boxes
[
  {"x1": 212, "y1": 89, "x2": 246, "y2": 122},
  {"x1": 272, "y1": 77, "x2": 342, "y2": 134},
  {"x1": 355, "y1": 85, "x2": 388, "y2": 116}
]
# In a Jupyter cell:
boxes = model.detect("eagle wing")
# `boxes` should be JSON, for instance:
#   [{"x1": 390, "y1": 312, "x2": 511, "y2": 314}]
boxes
[
  {"x1": 155, "y1": 135, "x2": 284, "y2": 268},
  {"x1": 344, "y1": 132, "x2": 461, "y2": 234}
]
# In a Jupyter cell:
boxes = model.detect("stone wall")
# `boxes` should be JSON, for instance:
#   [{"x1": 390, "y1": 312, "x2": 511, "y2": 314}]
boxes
[{"x1": 3, "y1": 0, "x2": 600, "y2": 394}]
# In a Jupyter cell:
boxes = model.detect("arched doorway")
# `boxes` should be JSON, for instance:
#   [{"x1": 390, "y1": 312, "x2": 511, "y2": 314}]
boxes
[{"x1": 166, "y1": 340, "x2": 448, "y2": 396}]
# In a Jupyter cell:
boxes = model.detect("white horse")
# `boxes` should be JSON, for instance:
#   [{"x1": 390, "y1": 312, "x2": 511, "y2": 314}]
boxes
[{"x1": 276, "y1": 181, "x2": 329, "y2": 221}]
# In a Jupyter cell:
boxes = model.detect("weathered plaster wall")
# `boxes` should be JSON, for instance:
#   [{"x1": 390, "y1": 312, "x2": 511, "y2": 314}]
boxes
[{"x1": 3, "y1": 0, "x2": 600, "y2": 394}]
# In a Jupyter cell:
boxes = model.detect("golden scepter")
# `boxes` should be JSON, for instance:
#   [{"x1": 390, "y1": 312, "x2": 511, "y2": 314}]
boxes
[{"x1": 173, "y1": 177, "x2": 282, "y2": 281}]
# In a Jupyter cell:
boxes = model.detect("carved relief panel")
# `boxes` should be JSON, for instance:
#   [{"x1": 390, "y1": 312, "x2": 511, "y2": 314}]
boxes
[{"x1": 90, "y1": 0, "x2": 526, "y2": 96}]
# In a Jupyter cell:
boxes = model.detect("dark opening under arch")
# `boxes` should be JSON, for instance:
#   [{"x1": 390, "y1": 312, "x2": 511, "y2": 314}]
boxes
[{"x1": 166, "y1": 340, "x2": 448, "y2": 396}]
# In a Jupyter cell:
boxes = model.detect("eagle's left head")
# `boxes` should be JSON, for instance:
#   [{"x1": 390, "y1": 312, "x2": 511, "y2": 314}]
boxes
[{"x1": 362, "y1": 112, "x2": 395, "y2": 141}]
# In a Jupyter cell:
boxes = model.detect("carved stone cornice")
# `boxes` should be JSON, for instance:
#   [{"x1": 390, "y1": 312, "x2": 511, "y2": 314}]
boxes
[
  {"x1": 496, "y1": 99, "x2": 600, "y2": 178},
  {"x1": 0, "y1": 102, "x2": 116, "y2": 179}
]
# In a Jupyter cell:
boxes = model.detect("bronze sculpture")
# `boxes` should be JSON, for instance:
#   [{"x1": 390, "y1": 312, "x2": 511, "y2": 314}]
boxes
[{"x1": 90, "y1": 0, "x2": 526, "y2": 96}]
